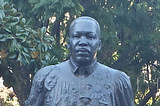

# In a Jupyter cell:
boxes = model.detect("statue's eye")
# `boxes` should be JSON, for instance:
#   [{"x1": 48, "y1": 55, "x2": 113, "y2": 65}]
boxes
[
  {"x1": 87, "y1": 33, "x2": 96, "y2": 39},
  {"x1": 72, "y1": 33, "x2": 80, "y2": 39}
]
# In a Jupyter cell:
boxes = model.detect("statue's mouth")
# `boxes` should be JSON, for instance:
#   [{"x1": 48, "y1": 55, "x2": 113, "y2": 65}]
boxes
[
  {"x1": 77, "y1": 48, "x2": 89, "y2": 52},
  {"x1": 76, "y1": 48, "x2": 90, "y2": 56}
]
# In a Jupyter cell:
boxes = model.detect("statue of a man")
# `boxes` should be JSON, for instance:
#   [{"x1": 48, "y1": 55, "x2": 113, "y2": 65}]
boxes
[{"x1": 25, "y1": 16, "x2": 134, "y2": 106}]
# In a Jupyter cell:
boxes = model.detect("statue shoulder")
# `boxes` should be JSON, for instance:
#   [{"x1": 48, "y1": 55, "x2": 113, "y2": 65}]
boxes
[
  {"x1": 33, "y1": 65, "x2": 54, "y2": 84},
  {"x1": 33, "y1": 60, "x2": 68, "y2": 83},
  {"x1": 97, "y1": 63, "x2": 134, "y2": 106},
  {"x1": 112, "y1": 70, "x2": 134, "y2": 106},
  {"x1": 25, "y1": 61, "x2": 69, "y2": 106},
  {"x1": 39, "y1": 60, "x2": 69, "y2": 91},
  {"x1": 25, "y1": 65, "x2": 55, "y2": 106},
  {"x1": 97, "y1": 62, "x2": 130, "y2": 83},
  {"x1": 114, "y1": 70, "x2": 130, "y2": 84}
]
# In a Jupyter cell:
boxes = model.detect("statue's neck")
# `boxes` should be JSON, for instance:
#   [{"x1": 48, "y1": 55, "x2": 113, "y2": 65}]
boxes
[{"x1": 69, "y1": 57, "x2": 97, "y2": 77}]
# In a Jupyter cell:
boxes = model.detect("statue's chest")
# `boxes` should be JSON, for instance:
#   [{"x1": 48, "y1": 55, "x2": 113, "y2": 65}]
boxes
[{"x1": 44, "y1": 71, "x2": 114, "y2": 106}]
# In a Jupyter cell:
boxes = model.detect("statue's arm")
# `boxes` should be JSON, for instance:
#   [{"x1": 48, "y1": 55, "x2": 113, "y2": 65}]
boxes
[
  {"x1": 114, "y1": 71, "x2": 134, "y2": 106},
  {"x1": 25, "y1": 66, "x2": 53, "y2": 106}
]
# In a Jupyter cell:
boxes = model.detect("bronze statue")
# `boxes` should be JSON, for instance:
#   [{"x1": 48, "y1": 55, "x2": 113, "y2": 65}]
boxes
[{"x1": 25, "y1": 16, "x2": 134, "y2": 106}]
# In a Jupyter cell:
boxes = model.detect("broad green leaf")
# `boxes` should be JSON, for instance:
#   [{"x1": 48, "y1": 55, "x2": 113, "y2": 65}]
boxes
[
  {"x1": 17, "y1": 53, "x2": 22, "y2": 61},
  {"x1": 6, "y1": 21, "x2": 18, "y2": 26},
  {"x1": 0, "y1": 49, "x2": 7, "y2": 58},
  {"x1": 22, "y1": 36, "x2": 27, "y2": 43},
  {"x1": 31, "y1": 51, "x2": 39, "y2": 58},
  {"x1": 41, "y1": 60, "x2": 47, "y2": 66},
  {"x1": 6, "y1": 36, "x2": 14, "y2": 40},
  {"x1": 0, "y1": 9, "x2": 5, "y2": 19},
  {"x1": 0, "y1": 34, "x2": 3, "y2": 38},
  {"x1": 45, "y1": 52, "x2": 50, "y2": 60},
  {"x1": 16, "y1": 32, "x2": 29, "y2": 36},
  {"x1": 4, "y1": 27, "x2": 12, "y2": 33},
  {"x1": 11, "y1": 8, "x2": 17, "y2": 13},
  {"x1": 40, "y1": 27, "x2": 46, "y2": 34},
  {"x1": 0, "y1": 38, "x2": 6, "y2": 41},
  {"x1": 9, "y1": 53, "x2": 17, "y2": 59},
  {"x1": 21, "y1": 18, "x2": 26, "y2": 24},
  {"x1": 11, "y1": 25, "x2": 16, "y2": 35},
  {"x1": 45, "y1": 35, "x2": 54, "y2": 41},
  {"x1": 3, "y1": 2, "x2": 10, "y2": 10},
  {"x1": 44, "y1": 44, "x2": 48, "y2": 52},
  {"x1": 22, "y1": 51, "x2": 30, "y2": 58},
  {"x1": 41, "y1": 46, "x2": 45, "y2": 52},
  {"x1": 23, "y1": 48, "x2": 28, "y2": 53}
]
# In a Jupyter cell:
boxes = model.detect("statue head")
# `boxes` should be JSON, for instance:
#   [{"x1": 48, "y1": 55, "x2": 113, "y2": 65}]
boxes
[{"x1": 68, "y1": 16, "x2": 101, "y2": 66}]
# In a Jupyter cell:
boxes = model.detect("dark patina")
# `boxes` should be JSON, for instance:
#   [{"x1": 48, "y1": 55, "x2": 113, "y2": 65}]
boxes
[{"x1": 25, "y1": 16, "x2": 134, "y2": 106}]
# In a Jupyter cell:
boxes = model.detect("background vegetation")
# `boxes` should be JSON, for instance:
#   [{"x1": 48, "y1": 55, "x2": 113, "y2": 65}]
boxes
[{"x1": 1, "y1": 0, "x2": 160, "y2": 105}]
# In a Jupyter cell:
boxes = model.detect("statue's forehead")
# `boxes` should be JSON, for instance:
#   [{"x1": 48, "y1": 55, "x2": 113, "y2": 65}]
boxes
[
  {"x1": 72, "y1": 18, "x2": 97, "y2": 26},
  {"x1": 71, "y1": 19, "x2": 98, "y2": 32}
]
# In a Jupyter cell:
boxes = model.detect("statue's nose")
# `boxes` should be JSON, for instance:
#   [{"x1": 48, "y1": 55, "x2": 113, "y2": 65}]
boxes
[{"x1": 79, "y1": 36, "x2": 88, "y2": 46}]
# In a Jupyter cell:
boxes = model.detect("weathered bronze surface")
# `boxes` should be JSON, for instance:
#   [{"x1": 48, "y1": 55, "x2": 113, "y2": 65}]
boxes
[{"x1": 25, "y1": 16, "x2": 134, "y2": 106}]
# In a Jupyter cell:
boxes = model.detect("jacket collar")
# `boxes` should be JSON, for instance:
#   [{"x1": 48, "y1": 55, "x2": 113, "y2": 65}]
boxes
[{"x1": 69, "y1": 57, "x2": 97, "y2": 76}]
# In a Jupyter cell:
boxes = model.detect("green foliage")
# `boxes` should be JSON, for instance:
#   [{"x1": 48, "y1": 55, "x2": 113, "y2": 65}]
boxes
[
  {"x1": 0, "y1": 2, "x2": 58, "y2": 68},
  {"x1": 0, "y1": 2, "x2": 30, "y2": 65},
  {"x1": 0, "y1": 1, "x2": 60, "y2": 105},
  {"x1": 29, "y1": 0, "x2": 83, "y2": 20},
  {"x1": 0, "y1": 85, "x2": 19, "y2": 106},
  {"x1": 1, "y1": 0, "x2": 160, "y2": 105},
  {"x1": 81, "y1": 0, "x2": 160, "y2": 105}
]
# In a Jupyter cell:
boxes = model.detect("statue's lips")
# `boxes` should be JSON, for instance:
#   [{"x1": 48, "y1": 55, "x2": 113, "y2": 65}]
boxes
[{"x1": 76, "y1": 48, "x2": 90, "y2": 56}]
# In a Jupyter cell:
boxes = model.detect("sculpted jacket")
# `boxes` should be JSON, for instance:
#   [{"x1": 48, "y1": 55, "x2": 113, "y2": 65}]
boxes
[{"x1": 25, "y1": 60, "x2": 134, "y2": 106}]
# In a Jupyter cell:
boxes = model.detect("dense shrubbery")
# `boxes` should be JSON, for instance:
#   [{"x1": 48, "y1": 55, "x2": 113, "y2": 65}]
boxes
[
  {"x1": 1, "y1": 0, "x2": 160, "y2": 105},
  {"x1": 0, "y1": 77, "x2": 19, "y2": 106}
]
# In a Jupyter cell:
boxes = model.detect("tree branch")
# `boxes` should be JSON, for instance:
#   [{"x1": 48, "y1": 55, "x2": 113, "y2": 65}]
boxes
[{"x1": 138, "y1": 85, "x2": 157, "y2": 106}]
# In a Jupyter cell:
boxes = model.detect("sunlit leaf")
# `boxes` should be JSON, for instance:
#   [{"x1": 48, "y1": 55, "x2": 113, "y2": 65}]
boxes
[
  {"x1": 9, "y1": 53, "x2": 17, "y2": 59},
  {"x1": 23, "y1": 48, "x2": 28, "y2": 53},
  {"x1": 0, "y1": 34, "x2": 3, "y2": 38},
  {"x1": 0, "y1": 9, "x2": 5, "y2": 19},
  {"x1": 31, "y1": 51, "x2": 39, "y2": 58},
  {"x1": 44, "y1": 44, "x2": 48, "y2": 52},
  {"x1": 41, "y1": 60, "x2": 47, "y2": 66},
  {"x1": 21, "y1": 18, "x2": 26, "y2": 24},
  {"x1": 17, "y1": 53, "x2": 22, "y2": 61},
  {"x1": 11, "y1": 25, "x2": 16, "y2": 35},
  {"x1": 0, "y1": 50, "x2": 7, "y2": 58},
  {"x1": 4, "y1": 27, "x2": 12, "y2": 33},
  {"x1": 0, "y1": 38, "x2": 6, "y2": 41},
  {"x1": 40, "y1": 27, "x2": 46, "y2": 34}
]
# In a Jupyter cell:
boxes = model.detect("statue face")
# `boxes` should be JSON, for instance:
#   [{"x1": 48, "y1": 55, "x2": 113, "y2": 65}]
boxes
[{"x1": 68, "y1": 19, "x2": 101, "y2": 66}]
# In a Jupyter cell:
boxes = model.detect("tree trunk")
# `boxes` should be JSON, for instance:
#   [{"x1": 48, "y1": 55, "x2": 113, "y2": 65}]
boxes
[
  {"x1": 13, "y1": 80, "x2": 31, "y2": 106},
  {"x1": 138, "y1": 85, "x2": 157, "y2": 106},
  {"x1": 11, "y1": 62, "x2": 32, "y2": 106},
  {"x1": 55, "y1": 20, "x2": 60, "y2": 46}
]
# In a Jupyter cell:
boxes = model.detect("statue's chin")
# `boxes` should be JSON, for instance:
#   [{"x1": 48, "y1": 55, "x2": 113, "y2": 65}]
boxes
[{"x1": 75, "y1": 57, "x2": 92, "y2": 66}]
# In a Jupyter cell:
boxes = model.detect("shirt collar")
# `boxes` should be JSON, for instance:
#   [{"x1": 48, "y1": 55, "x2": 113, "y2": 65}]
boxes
[{"x1": 69, "y1": 57, "x2": 98, "y2": 76}]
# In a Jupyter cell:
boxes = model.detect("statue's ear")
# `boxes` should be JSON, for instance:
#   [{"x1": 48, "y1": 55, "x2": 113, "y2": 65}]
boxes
[
  {"x1": 67, "y1": 38, "x2": 70, "y2": 49},
  {"x1": 98, "y1": 40, "x2": 101, "y2": 50}
]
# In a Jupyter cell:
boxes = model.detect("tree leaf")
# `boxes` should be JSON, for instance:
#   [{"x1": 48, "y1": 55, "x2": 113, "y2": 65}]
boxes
[
  {"x1": 23, "y1": 48, "x2": 28, "y2": 53},
  {"x1": 31, "y1": 51, "x2": 39, "y2": 58},
  {"x1": 40, "y1": 27, "x2": 46, "y2": 34},
  {"x1": 0, "y1": 50, "x2": 7, "y2": 58},
  {"x1": 21, "y1": 18, "x2": 26, "y2": 24},
  {"x1": 0, "y1": 9, "x2": 5, "y2": 19},
  {"x1": 0, "y1": 34, "x2": 3, "y2": 38},
  {"x1": 0, "y1": 38, "x2": 6, "y2": 41},
  {"x1": 4, "y1": 27, "x2": 12, "y2": 33},
  {"x1": 17, "y1": 53, "x2": 22, "y2": 61},
  {"x1": 41, "y1": 60, "x2": 47, "y2": 66},
  {"x1": 9, "y1": 53, "x2": 17, "y2": 59},
  {"x1": 43, "y1": 44, "x2": 48, "y2": 52},
  {"x1": 11, "y1": 25, "x2": 16, "y2": 35}
]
